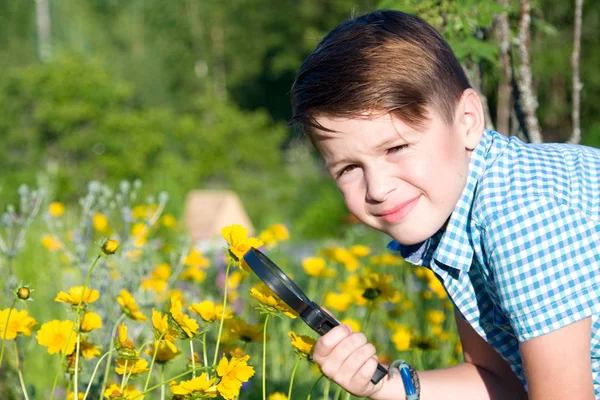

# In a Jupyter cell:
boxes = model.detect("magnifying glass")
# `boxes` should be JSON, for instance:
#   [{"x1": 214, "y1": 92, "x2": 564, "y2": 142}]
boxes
[{"x1": 243, "y1": 247, "x2": 388, "y2": 384}]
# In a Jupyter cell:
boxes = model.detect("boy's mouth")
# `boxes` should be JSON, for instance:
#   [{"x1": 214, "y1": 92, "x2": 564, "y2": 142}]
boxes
[{"x1": 376, "y1": 195, "x2": 421, "y2": 224}]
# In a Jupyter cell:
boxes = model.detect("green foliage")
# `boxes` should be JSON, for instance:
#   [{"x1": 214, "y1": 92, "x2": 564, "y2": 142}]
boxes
[{"x1": 379, "y1": 0, "x2": 503, "y2": 63}]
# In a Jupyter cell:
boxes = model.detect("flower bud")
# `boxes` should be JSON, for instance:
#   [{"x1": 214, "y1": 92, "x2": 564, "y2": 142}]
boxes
[
  {"x1": 16, "y1": 286, "x2": 30, "y2": 300},
  {"x1": 102, "y1": 239, "x2": 119, "y2": 255}
]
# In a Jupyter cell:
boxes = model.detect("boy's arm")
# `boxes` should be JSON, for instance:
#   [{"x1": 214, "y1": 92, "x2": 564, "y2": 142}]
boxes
[
  {"x1": 371, "y1": 310, "x2": 528, "y2": 400},
  {"x1": 312, "y1": 310, "x2": 528, "y2": 400},
  {"x1": 520, "y1": 316, "x2": 594, "y2": 400}
]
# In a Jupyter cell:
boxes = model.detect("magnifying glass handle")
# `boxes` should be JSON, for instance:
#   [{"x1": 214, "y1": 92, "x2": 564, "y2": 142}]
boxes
[{"x1": 302, "y1": 304, "x2": 388, "y2": 384}]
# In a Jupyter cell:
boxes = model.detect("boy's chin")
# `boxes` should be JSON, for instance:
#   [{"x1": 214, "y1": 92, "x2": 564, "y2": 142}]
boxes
[{"x1": 385, "y1": 225, "x2": 438, "y2": 246}]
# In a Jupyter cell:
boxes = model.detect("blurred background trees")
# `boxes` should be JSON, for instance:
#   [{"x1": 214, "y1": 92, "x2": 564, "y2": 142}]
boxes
[{"x1": 0, "y1": 0, "x2": 597, "y2": 238}]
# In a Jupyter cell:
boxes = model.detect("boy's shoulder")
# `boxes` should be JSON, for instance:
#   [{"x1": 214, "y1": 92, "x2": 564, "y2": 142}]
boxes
[{"x1": 472, "y1": 130, "x2": 600, "y2": 225}]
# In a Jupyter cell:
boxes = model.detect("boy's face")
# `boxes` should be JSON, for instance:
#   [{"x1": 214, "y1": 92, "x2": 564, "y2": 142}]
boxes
[{"x1": 312, "y1": 109, "x2": 480, "y2": 245}]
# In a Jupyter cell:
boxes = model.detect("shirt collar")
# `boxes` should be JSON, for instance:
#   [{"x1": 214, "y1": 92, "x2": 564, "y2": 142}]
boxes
[{"x1": 388, "y1": 129, "x2": 495, "y2": 271}]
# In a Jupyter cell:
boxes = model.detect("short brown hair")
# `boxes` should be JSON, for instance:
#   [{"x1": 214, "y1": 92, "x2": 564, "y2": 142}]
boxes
[{"x1": 288, "y1": 10, "x2": 471, "y2": 133}]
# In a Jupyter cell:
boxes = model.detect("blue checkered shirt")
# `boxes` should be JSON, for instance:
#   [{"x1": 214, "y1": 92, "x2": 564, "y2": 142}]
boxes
[{"x1": 388, "y1": 129, "x2": 600, "y2": 395}]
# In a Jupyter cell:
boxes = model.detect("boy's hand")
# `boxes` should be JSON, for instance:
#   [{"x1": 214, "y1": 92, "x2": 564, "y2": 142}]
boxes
[{"x1": 312, "y1": 324, "x2": 385, "y2": 398}]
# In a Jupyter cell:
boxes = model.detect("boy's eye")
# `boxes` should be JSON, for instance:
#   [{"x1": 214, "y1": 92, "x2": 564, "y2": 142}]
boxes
[
  {"x1": 338, "y1": 164, "x2": 357, "y2": 177},
  {"x1": 387, "y1": 144, "x2": 408, "y2": 154}
]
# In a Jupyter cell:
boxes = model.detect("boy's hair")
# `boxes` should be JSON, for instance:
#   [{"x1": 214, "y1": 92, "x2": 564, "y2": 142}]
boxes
[{"x1": 288, "y1": 9, "x2": 471, "y2": 133}]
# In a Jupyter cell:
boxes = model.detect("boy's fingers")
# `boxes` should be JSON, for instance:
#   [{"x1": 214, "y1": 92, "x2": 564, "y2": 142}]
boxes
[
  {"x1": 313, "y1": 324, "x2": 352, "y2": 361},
  {"x1": 319, "y1": 332, "x2": 368, "y2": 379},
  {"x1": 345, "y1": 343, "x2": 378, "y2": 384}
]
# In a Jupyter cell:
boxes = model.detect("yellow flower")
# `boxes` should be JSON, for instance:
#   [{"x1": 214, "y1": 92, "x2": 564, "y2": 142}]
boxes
[
  {"x1": 355, "y1": 269, "x2": 401, "y2": 304},
  {"x1": 49, "y1": 202, "x2": 65, "y2": 217},
  {"x1": 288, "y1": 331, "x2": 315, "y2": 357},
  {"x1": 180, "y1": 266, "x2": 207, "y2": 283},
  {"x1": 36, "y1": 320, "x2": 77, "y2": 354},
  {"x1": 80, "y1": 311, "x2": 102, "y2": 332},
  {"x1": 151, "y1": 309, "x2": 178, "y2": 352},
  {"x1": 324, "y1": 292, "x2": 353, "y2": 312},
  {"x1": 249, "y1": 283, "x2": 297, "y2": 318},
  {"x1": 349, "y1": 245, "x2": 370, "y2": 257},
  {"x1": 115, "y1": 323, "x2": 137, "y2": 359},
  {"x1": 0, "y1": 309, "x2": 37, "y2": 339},
  {"x1": 42, "y1": 234, "x2": 62, "y2": 251},
  {"x1": 216, "y1": 355, "x2": 255, "y2": 400},
  {"x1": 188, "y1": 300, "x2": 233, "y2": 322},
  {"x1": 141, "y1": 263, "x2": 171, "y2": 293},
  {"x1": 268, "y1": 392, "x2": 288, "y2": 400},
  {"x1": 323, "y1": 247, "x2": 360, "y2": 271},
  {"x1": 161, "y1": 214, "x2": 177, "y2": 229},
  {"x1": 117, "y1": 289, "x2": 147, "y2": 321},
  {"x1": 302, "y1": 257, "x2": 336, "y2": 278},
  {"x1": 369, "y1": 253, "x2": 404, "y2": 266},
  {"x1": 412, "y1": 335, "x2": 438, "y2": 351},
  {"x1": 391, "y1": 325, "x2": 412, "y2": 351},
  {"x1": 79, "y1": 338, "x2": 101, "y2": 359},
  {"x1": 225, "y1": 317, "x2": 263, "y2": 344},
  {"x1": 93, "y1": 213, "x2": 109, "y2": 232},
  {"x1": 55, "y1": 286, "x2": 100, "y2": 306},
  {"x1": 145, "y1": 340, "x2": 180, "y2": 364},
  {"x1": 67, "y1": 392, "x2": 84, "y2": 400},
  {"x1": 170, "y1": 297, "x2": 199, "y2": 338},
  {"x1": 425, "y1": 310, "x2": 446, "y2": 325},
  {"x1": 184, "y1": 249, "x2": 210, "y2": 269},
  {"x1": 259, "y1": 229, "x2": 276, "y2": 247},
  {"x1": 170, "y1": 373, "x2": 218, "y2": 397},
  {"x1": 104, "y1": 384, "x2": 143, "y2": 399},
  {"x1": 131, "y1": 222, "x2": 148, "y2": 238},
  {"x1": 102, "y1": 239, "x2": 119, "y2": 255},
  {"x1": 271, "y1": 224, "x2": 289, "y2": 241},
  {"x1": 131, "y1": 205, "x2": 148, "y2": 219},
  {"x1": 115, "y1": 358, "x2": 149, "y2": 375},
  {"x1": 340, "y1": 318, "x2": 360, "y2": 333},
  {"x1": 258, "y1": 223, "x2": 290, "y2": 247},
  {"x1": 227, "y1": 271, "x2": 244, "y2": 291},
  {"x1": 428, "y1": 278, "x2": 448, "y2": 299},
  {"x1": 220, "y1": 224, "x2": 263, "y2": 271}
]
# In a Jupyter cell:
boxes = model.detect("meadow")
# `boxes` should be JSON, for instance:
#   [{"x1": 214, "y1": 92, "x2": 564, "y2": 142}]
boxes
[{"x1": 0, "y1": 180, "x2": 462, "y2": 400}]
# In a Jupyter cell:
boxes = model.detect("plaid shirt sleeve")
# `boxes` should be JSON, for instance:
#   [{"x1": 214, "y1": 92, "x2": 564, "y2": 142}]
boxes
[{"x1": 484, "y1": 194, "x2": 600, "y2": 342}]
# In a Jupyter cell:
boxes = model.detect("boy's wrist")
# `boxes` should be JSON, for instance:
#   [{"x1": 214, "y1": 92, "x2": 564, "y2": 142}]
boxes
[{"x1": 369, "y1": 369, "x2": 406, "y2": 400}]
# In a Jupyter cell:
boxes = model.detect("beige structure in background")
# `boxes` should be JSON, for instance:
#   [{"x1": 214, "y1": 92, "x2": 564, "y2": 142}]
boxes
[{"x1": 184, "y1": 190, "x2": 255, "y2": 243}]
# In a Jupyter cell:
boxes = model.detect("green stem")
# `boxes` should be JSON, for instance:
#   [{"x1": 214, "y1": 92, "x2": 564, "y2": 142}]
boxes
[
  {"x1": 342, "y1": 390, "x2": 351, "y2": 400},
  {"x1": 83, "y1": 349, "x2": 115, "y2": 400},
  {"x1": 120, "y1": 360, "x2": 129, "y2": 392},
  {"x1": 287, "y1": 357, "x2": 301, "y2": 400},
  {"x1": 333, "y1": 385, "x2": 342, "y2": 400},
  {"x1": 362, "y1": 301, "x2": 375, "y2": 337},
  {"x1": 74, "y1": 333, "x2": 81, "y2": 399},
  {"x1": 99, "y1": 313, "x2": 126, "y2": 399},
  {"x1": 212, "y1": 260, "x2": 232, "y2": 366},
  {"x1": 322, "y1": 378, "x2": 331, "y2": 400},
  {"x1": 262, "y1": 314, "x2": 270, "y2": 400},
  {"x1": 190, "y1": 339, "x2": 196, "y2": 378},
  {"x1": 143, "y1": 332, "x2": 165, "y2": 392},
  {"x1": 0, "y1": 297, "x2": 17, "y2": 368},
  {"x1": 202, "y1": 333, "x2": 208, "y2": 375},
  {"x1": 51, "y1": 254, "x2": 102, "y2": 400},
  {"x1": 306, "y1": 374, "x2": 325, "y2": 400},
  {"x1": 13, "y1": 340, "x2": 30, "y2": 400},
  {"x1": 160, "y1": 365, "x2": 165, "y2": 400}
]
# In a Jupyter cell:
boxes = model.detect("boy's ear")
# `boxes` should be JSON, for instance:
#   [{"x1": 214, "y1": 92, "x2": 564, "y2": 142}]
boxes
[{"x1": 455, "y1": 88, "x2": 485, "y2": 150}]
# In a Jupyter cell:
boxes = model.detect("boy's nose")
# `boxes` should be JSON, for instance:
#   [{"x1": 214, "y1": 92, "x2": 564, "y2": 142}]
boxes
[{"x1": 365, "y1": 169, "x2": 395, "y2": 202}]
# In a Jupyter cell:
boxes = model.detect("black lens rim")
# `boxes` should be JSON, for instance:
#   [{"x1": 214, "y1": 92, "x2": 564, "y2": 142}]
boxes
[{"x1": 243, "y1": 247, "x2": 309, "y2": 313}]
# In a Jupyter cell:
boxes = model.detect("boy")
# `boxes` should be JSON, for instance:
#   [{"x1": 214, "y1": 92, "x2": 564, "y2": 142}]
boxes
[{"x1": 288, "y1": 9, "x2": 599, "y2": 400}]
